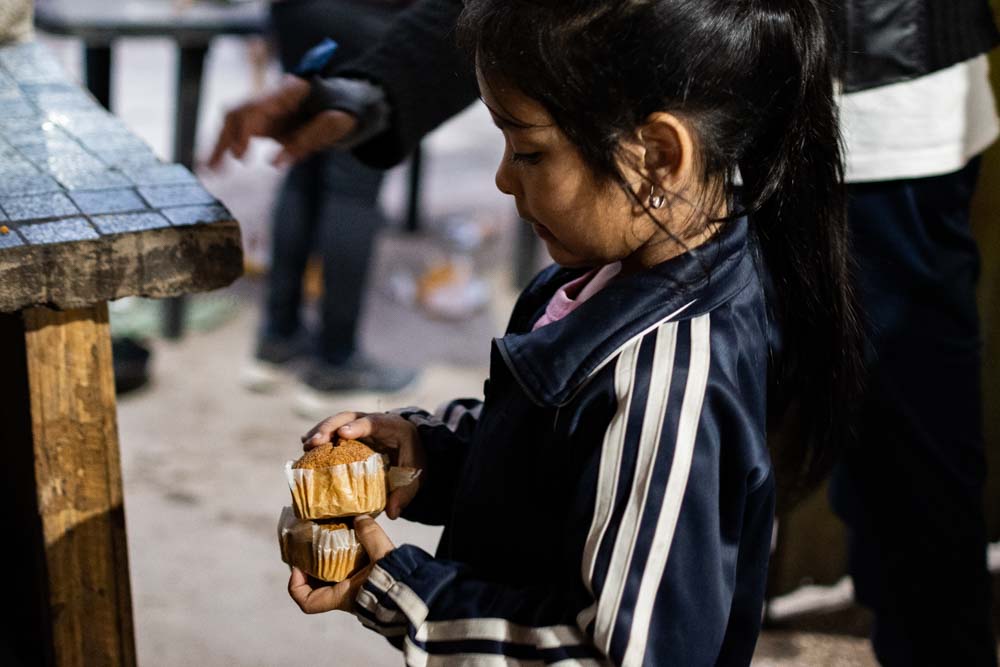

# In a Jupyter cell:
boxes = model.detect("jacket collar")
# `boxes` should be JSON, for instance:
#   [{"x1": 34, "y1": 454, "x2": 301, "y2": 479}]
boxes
[{"x1": 495, "y1": 217, "x2": 756, "y2": 407}]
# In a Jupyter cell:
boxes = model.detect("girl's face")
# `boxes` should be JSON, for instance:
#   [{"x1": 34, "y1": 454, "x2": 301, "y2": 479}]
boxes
[{"x1": 479, "y1": 73, "x2": 669, "y2": 271}]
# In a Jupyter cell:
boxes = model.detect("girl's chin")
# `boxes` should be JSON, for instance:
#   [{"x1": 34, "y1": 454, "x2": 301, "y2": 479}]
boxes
[{"x1": 544, "y1": 244, "x2": 591, "y2": 269}]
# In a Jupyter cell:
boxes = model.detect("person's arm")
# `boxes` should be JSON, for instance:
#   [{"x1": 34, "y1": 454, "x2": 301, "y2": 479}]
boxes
[
  {"x1": 358, "y1": 317, "x2": 773, "y2": 665},
  {"x1": 332, "y1": 0, "x2": 479, "y2": 169},
  {"x1": 391, "y1": 398, "x2": 482, "y2": 525},
  {"x1": 210, "y1": 0, "x2": 476, "y2": 170}
]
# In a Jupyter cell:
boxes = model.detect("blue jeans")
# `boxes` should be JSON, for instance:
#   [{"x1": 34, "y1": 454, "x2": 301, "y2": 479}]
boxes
[{"x1": 831, "y1": 158, "x2": 997, "y2": 666}]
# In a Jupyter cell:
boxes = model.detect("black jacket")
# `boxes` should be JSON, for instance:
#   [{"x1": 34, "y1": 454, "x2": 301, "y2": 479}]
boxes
[
  {"x1": 357, "y1": 219, "x2": 775, "y2": 666},
  {"x1": 833, "y1": 0, "x2": 1000, "y2": 92}
]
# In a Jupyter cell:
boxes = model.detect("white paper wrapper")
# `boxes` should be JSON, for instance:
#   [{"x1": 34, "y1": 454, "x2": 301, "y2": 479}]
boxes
[
  {"x1": 277, "y1": 507, "x2": 366, "y2": 583},
  {"x1": 285, "y1": 452, "x2": 387, "y2": 519}
]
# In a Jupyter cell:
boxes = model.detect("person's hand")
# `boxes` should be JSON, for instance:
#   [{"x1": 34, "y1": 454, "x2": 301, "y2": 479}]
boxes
[
  {"x1": 287, "y1": 516, "x2": 395, "y2": 614},
  {"x1": 302, "y1": 411, "x2": 426, "y2": 519},
  {"x1": 208, "y1": 74, "x2": 360, "y2": 169}
]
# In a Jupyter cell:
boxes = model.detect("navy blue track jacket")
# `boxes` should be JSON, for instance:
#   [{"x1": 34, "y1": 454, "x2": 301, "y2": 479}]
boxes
[{"x1": 356, "y1": 219, "x2": 775, "y2": 666}]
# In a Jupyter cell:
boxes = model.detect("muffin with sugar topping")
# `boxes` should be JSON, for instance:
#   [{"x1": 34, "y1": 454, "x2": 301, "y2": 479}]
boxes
[
  {"x1": 277, "y1": 507, "x2": 367, "y2": 582},
  {"x1": 285, "y1": 438, "x2": 386, "y2": 519}
]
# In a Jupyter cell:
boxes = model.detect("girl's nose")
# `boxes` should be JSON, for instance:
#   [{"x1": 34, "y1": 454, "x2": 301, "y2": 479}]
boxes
[{"x1": 495, "y1": 152, "x2": 517, "y2": 197}]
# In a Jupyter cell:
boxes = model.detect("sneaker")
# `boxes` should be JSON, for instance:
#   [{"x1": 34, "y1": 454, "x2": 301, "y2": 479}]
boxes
[
  {"x1": 255, "y1": 330, "x2": 311, "y2": 365},
  {"x1": 302, "y1": 355, "x2": 418, "y2": 393}
]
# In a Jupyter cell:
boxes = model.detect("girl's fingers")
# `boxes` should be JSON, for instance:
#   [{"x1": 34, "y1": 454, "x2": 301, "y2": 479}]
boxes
[
  {"x1": 301, "y1": 412, "x2": 365, "y2": 447},
  {"x1": 337, "y1": 413, "x2": 399, "y2": 446},
  {"x1": 336, "y1": 414, "x2": 377, "y2": 440},
  {"x1": 287, "y1": 567, "x2": 351, "y2": 614},
  {"x1": 353, "y1": 516, "x2": 395, "y2": 561}
]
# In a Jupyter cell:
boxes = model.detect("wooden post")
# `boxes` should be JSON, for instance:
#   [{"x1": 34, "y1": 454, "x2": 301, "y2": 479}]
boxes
[{"x1": 21, "y1": 304, "x2": 136, "y2": 667}]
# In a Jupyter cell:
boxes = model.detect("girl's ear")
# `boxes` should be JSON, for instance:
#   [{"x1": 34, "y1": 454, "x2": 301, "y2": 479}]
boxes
[{"x1": 638, "y1": 112, "x2": 695, "y2": 190}]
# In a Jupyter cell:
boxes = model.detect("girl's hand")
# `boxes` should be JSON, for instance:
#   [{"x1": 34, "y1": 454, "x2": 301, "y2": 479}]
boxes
[
  {"x1": 301, "y1": 411, "x2": 427, "y2": 519},
  {"x1": 287, "y1": 516, "x2": 395, "y2": 614}
]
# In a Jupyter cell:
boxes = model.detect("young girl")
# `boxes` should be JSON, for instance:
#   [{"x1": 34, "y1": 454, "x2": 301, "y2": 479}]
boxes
[{"x1": 290, "y1": 0, "x2": 863, "y2": 664}]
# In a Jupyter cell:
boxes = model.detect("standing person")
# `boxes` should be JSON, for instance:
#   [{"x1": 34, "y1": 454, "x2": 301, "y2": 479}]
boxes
[
  {"x1": 280, "y1": 1, "x2": 864, "y2": 665},
  {"x1": 829, "y1": 2, "x2": 1000, "y2": 664},
  {"x1": 244, "y1": 0, "x2": 417, "y2": 393}
]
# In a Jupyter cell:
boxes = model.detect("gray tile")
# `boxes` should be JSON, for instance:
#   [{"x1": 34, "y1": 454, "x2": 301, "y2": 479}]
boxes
[
  {"x1": 17, "y1": 217, "x2": 99, "y2": 245},
  {"x1": 12, "y1": 70, "x2": 66, "y2": 86},
  {"x1": 1, "y1": 98, "x2": 37, "y2": 119},
  {"x1": 0, "y1": 70, "x2": 17, "y2": 94},
  {"x1": 7, "y1": 124, "x2": 73, "y2": 149},
  {"x1": 48, "y1": 110, "x2": 125, "y2": 135},
  {"x1": 20, "y1": 141, "x2": 89, "y2": 164},
  {"x1": 0, "y1": 174, "x2": 61, "y2": 196},
  {"x1": 76, "y1": 132, "x2": 149, "y2": 153},
  {"x1": 45, "y1": 153, "x2": 107, "y2": 174},
  {"x1": 69, "y1": 188, "x2": 147, "y2": 215},
  {"x1": 91, "y1": 211, "x2": 170, "y2": 235},
  {"x1": 162, "y1": 204, "x2": 232, "y2": 227},
  {"x1": 129, "y1": 164, "x2": 197, "y2": 186},
  {"x1": 0, "y1": 192, "x2": 79, "y2": 221},
  {"x1": 57, "y1": 169, "x2": 132, "y2": 191},
  {"x1": 0, "y1": 116, "x2": 47, "y2": 134},
  {"x1": 93, "y1": 149, "x2": 162, "y2": 169},
  {"x1": 21, "y1": 84, "x2": 94, "y2": 112},
  {"x1": 0, "y1": 158, "x2": 42, "y2": 178},
  {"x1": 139, "y1": 184, "x2": 216, "y2": 208},
  {"x1": 0, "y1": 226, "x2": 23, "y2": 249},
  {"x1": 0, "y1": 43, "x2": 66, "y2": 79}
]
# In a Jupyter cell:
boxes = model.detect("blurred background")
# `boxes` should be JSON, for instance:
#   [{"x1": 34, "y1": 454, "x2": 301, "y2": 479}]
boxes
[{"x1": 6, "y1": 0, "x2": 1000, "y2": 664}]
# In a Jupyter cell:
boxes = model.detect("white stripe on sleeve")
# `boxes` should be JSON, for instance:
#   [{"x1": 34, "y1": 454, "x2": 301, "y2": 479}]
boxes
[
  {"x1": 620, "y1": 314, "x2": 711, "y2": 667},
  {"x1": 592, "y1": 321, "x2": 679, "y2": 651},
  {"x1": 579, "y1": 336, "x2": 643, "y2": 598},
  {"x1": 415, "y1": 618, "x2": 587, "y2": 648}
]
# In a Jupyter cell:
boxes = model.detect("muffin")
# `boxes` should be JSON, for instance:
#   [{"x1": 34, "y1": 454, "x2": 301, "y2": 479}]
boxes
[
  {"x1": 285, "y1": 439, "x2": 387, "y2": 519},
  {"x1": 277, "y1": 507, "x2": 367, "y2": 582}
]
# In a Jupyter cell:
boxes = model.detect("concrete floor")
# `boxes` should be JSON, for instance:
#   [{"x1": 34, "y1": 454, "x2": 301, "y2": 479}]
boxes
[{"x1": 35, "y1": 29, "x2": 880, "y2": 667}]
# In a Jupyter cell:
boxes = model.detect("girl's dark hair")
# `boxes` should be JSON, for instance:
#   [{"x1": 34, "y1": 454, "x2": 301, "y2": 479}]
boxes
[{"x1": 458, "y1": 0, "x2": 864, "y2": 506}]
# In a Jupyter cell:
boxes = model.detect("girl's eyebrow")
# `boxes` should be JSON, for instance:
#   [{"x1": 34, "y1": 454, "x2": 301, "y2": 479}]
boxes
[{"x1": 480, "y1": 96, "x2": 551, "y2": 131}]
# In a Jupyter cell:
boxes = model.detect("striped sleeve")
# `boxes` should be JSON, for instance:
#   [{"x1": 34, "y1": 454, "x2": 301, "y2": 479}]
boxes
[
  {"x1": 359, "y1": 314, "x2": 752, "y2": 666},
  {"x1": 578, "y1": 314, "x2": 754, "y2": 665},
  {"x1": 393, "y1": 399, "x2": 483, "y2": 526}
]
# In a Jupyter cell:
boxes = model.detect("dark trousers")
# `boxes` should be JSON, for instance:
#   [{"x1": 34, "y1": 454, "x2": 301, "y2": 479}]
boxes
[
  {"x1": 831, "y1": 158, "x2": 997, "y2": 666},
  {"x1": 264, "y1": 0, "x2": 397, "y2": 363},
  {"x1": 265, "y1": 152, "x2": 384, "y2": 363}
]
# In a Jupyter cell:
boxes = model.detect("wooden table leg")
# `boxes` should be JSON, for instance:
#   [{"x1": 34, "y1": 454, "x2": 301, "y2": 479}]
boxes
[{"x1": 1, "y1": 304, "x2": 137, "y2": 666}]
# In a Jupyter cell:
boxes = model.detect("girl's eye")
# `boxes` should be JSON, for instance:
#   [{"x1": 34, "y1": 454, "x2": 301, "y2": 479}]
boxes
[{"x1": 510, "y1": 151, "x2": 542, "y2": 165}]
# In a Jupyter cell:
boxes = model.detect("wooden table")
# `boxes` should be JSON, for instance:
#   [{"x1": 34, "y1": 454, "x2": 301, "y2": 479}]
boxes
[
  {"x1": 35, "y1": 0, "x2": 266, "y2": 338},
  {"x1": 0, "y1": 40, "x2": 242, "y2": 666}
]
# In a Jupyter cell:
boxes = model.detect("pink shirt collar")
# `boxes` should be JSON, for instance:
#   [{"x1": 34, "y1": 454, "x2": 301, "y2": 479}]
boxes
[{"x1": 532, "y1": 262, "x2": 622, "y2": 331}]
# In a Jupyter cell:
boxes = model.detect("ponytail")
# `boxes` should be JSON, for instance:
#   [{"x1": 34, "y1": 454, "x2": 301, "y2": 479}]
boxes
[{"x1": 738, "y1": 0, "x2": 864, "y2": 507}]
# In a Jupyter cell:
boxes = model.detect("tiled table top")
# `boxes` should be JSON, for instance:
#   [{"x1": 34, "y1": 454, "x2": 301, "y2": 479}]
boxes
[{"x1": 0, "y1": 41, "x2": 242, "y2": 312}]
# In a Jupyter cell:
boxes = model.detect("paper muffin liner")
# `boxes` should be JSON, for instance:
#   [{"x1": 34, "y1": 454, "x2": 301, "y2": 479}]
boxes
[
  {"x1": 285, "y1": 453, "x2": 387, "y2": 519},
  {"x1": 277, "y1": 507, "x2": 367, "y2": 583}
]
